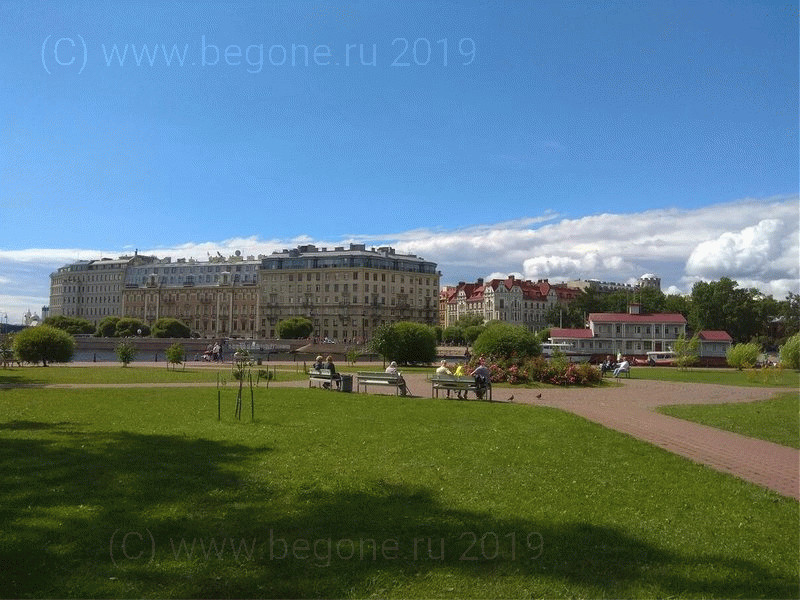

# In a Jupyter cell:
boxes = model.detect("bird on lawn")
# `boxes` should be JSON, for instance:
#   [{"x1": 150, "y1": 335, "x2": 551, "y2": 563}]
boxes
[
  {"x1": 507, "y1": 395, "x2": 514, "y2": 402},
  {"x1": 536, "y1": 393, "x2": 542, "y2": 399}
]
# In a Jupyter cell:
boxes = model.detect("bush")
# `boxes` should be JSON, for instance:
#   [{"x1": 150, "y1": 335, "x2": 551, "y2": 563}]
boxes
[
  {"x1": 116, "y1": 318, "x2": 150, "y2": 337},
  {"x1": 165, "y1": 343, "x2": 185, "y2": 370},
  {"x1": 726, "y1": 342, "x2": 761, "y2": 370},
  {"x1": 43, "y1": 315, "x2": 95, "y2": 335},
  {"x1": 390, "y1": 322, "x2": 438, "y2": 365},
  {"x1": 472, "y1": 323, "x2": 541, "y2": 361},
  {"x1": 13, "y1": 325, "x2": 75, "y2": 366},
  {"x1": 276, "y1": 317, "x2": 313, "y2": 339},
  {"x1": 151, "y1": 318, "x2": 191, "y2": 338},
  {"x1": 115, "y1": 340, "x2": 137, "y2": 367},
  {"x1": 779, "y1": 333, "x2": 800, "y2": 369},
  {"x1": 96, "y1": 316, "x2": 121, "y2": 337}
]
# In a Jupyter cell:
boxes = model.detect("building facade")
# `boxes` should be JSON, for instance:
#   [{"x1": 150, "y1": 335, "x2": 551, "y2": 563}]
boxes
[
  {"x1": 549, "y1": 304, "x2": 688, "y2": 359},
  {"x1": 51, "y1": 245, "x2": 440, "y2": 341},
  {"x1": 259, "y1": 244, "x2": 440, "y2": 341},
  {"x1": 440, "y1": 276, "x2": 581, "y2": 331},
  {"x1": 49, "y1": 253, "x2": 158, "y2": 323}
]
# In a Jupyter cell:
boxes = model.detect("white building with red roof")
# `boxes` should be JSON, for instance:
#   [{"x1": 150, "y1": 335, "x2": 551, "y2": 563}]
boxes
[{"x1": 548, "y1": 303, "x2": 688, "y2": 361}]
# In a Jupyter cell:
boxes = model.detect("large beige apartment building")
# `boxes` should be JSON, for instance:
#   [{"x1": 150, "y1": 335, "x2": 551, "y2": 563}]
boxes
[
  {"x1": 50, "y1": 244, "x2": 440, "y2": 341},
  {"x1": 49, "y1": 253, "x2": 158, "y2": 322},
  {"x1": 259, "y1": 244, "x2": 440, "y2": 342}
]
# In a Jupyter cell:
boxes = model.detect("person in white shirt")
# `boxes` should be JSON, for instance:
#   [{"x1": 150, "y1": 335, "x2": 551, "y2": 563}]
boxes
[
  {"x1": 385, "y1": 361, "x2": 409, "y2": 396},
  {"x1": 613, "y1": 357, "x2": 630, "y2": 377}
]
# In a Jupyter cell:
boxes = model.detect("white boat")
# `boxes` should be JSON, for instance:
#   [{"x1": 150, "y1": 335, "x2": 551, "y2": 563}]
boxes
[{"x1": 541, "y1": 342, "x2": 591, "y2": 363}]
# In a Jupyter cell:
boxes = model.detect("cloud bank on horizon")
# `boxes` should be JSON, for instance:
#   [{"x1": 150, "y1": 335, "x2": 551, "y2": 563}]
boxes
[{"x1": 0, "y1": 195, "x2": 797, "y2": 323}]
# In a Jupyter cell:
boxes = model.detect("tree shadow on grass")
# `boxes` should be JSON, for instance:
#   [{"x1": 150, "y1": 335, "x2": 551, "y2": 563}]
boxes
[{"x1": 0, "y1": 423, "x2": 795, "y2": 599}]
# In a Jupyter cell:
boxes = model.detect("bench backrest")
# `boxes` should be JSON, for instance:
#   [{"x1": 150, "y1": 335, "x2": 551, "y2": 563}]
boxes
[
  {"x1": 309, "y1": 369, "x2": 333, "y2": 377},
  {"x1": 357, "y1": 372, "x2": 400, "y2": 381}
]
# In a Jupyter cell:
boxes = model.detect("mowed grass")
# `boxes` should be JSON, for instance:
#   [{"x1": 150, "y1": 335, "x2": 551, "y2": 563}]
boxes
[
  {"x1": 0, "y1": 386, "x2": 797, "y2": 598},
  {"x1": 658, "y1": 392, "x2": 800, "y2": 449},
  {"x1": 0, "y1": 366, "x2": 308, "y2": 385},
  {"x1": 626, "y1": 366, "x2": 799, "y2": 388}
]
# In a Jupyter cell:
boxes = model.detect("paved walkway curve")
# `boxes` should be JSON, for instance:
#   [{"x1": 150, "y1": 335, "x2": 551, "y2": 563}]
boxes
[{"x1": 3, "y1": 364, "x2": 798, "y2": 500}]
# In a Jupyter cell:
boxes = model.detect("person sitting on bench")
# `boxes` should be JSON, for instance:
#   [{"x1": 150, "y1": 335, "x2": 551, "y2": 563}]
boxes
[
  {"x1": 613, "y1": 357, "x2": 630, "y2": 378},
  {"x1": 385, "y1": 361, "x2": 409, "y2": 396},
  {"x1": 324, "y1": 355, "x2": 342, "y2": 390}
]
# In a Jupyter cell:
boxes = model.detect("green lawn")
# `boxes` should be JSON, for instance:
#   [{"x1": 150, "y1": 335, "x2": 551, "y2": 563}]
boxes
[
  {"x1": 0, "y1": 366, "x2": 308, "y2": 385},
  {"x1": 625, "y1": 366, "x2": 799, "y2": 387},
  {"x1": 658, "y1": 392, "x2": 800, "y2": 448},
  {"x1": 0, "y1": 385, "x2": 796, "y2": 598}
]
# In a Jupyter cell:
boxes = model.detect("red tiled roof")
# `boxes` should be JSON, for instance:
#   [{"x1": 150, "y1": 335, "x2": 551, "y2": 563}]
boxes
[
  {"x1": 549, "y1": 328, "x2": 594, "y2": 339},
  {"x1": 698, "y1": 330, "x2": 733, "y2": 342},
  {"x1": 588, "y1": 312, "x2": 687, "y2": 324}
]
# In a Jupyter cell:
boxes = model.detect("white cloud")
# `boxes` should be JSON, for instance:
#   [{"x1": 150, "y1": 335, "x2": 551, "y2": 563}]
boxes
[{"x1": 0, "y1": 195, "x2": 797, "y2": 323}]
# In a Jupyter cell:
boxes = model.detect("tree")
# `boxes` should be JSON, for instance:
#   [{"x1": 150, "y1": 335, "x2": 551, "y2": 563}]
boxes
[
  {"x1": 276, "y1": 317, "x2": 313, "y2": 339},
  {"x1": 672, "y1": 333, "x2": 699, "y2": 370},
  {"x1": 779, "y1": 333, "x2": 800, "y2": 370},
  {"x1": 390, "y1": 322, "x2": 437, "y2": 365},
  {"x1": 472, "y1": 322, "x2": 541, "y2": 361},
  {"x1": 726, "y1": 343, "x2": 761, "y2": 370},
  {"x1": 544, "y1": 304, "x2": 584, "y2": 329},
  {"x1": 43, "y1": 315, "x2": 95, "y2": 335},
  {"x1": 369, "y1": 324, "x2": 396, "y2": 366},
  {"x1": 96, "y1": 316, "x2": 121, "y2": 337},
  {"x1": 151, "y1": 318, "x2": 191, "y2": 338},
  {"x1": 690, "y1": 278, "x2": 760, "y2": 343},
  {"x1": 13, "y1": 325, "x2": 74, "y2": 366},
  {"x1": 115, "y1": 340, "x2": 137, "y2": 367},
  {"x1": 116, "y1": 318, "x2": 150, "y2": 337},
  {"x1": 165, "y1": 343, "x2": 186, "y2": 370},
  {"x1": 369, "y1": 322, "x2": 437, "y2": 365}
]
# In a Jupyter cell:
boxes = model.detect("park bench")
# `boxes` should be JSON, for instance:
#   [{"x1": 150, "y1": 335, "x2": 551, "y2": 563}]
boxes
[
  {"x1": 430, "y1": 374, "x2": 492, "y2": 401},
  {"x1": 614, "y1": 365, "x2": 631, "y2": 379},
  {"x1": 356, "y1": 371, "x2": 405, "y2": 395},
  {"x1": 308, "y1": 368, "x2": 339, "y2": 389}
]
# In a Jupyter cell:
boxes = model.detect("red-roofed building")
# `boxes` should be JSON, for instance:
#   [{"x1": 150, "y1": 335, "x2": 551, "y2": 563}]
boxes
[
  {"x1": 697, "y1": 330, "x2": 733, "y2": 358},
  {"x1": 548, "y1": 304, "x2": 689, "y2": 361},
  {"x1": 441, "y1": 276, "x2": 578, "y2": 331}
]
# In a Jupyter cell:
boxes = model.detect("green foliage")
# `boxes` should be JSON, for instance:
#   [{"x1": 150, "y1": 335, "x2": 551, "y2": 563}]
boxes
[
  {"x1": 690, "y1": 278, "x2": 761, "y2": 343},
  {"x1": 115, "y1": 318, "x2": 150, "y2": 337},
  {"x1": 346, "y1": 348, "x2": 361, "y2": 365},
  {"x1": 368, "y1": 322, "x2": 437, "y2": 365},
  {"x1": 13, "y1": 325, "x2": 75, "y2": 366},
  {"x1": 778, "y1": 333, "x2": 800, "y2": 369},
  {"x1": 43, "y1": 315, "x2": 95, "y2": 335},
  {"x1": 463, "y1": 325, "x2": 484, "y2": 344},
  {"x1": 95, "y1": 316, "x2": 121, "y2": 337},
  {"x1": 368, "y1": 323, "x2": 395, "y2": 363},
  {"x1": 276, "y1": 317, "x2": 313, "y2": 339},
  {"x1": 726, "y1": 342, "x2": 761, "y2": 370},
  {"x1": 165, "y1": 343, "x2": 186, "y2": 370},
  {"x1": 442, "y1": 325, "x2": 464, "y2": 344},
  {"x1": 544, "y1": 303, "x2": 585, "y2": 328},
  {"x1": 673, "y1": 334, "x2": 700, "y2": 370},
  {"x1": 389, "y1": 322, "x2": 438, "y2": 365},
  {"x1": 472, "y1": 322, "x2": 541, "y2": 360},
  {"x1": 151, "y1": 318, "x2": 191, "y2": 338},
  {"x1": 114, "y1": 340, "x2": 137, "y2": 367}
]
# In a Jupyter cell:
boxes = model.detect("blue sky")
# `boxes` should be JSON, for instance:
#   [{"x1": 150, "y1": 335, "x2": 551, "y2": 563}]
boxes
[{"x1": 0, "y1": 1, "x2": 798, "y2": 322}]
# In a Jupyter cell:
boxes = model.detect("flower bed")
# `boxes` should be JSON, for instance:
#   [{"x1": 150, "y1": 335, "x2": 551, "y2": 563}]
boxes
[{"x1": 476, "y1": 355, "x2": 602, "y2": 387}]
